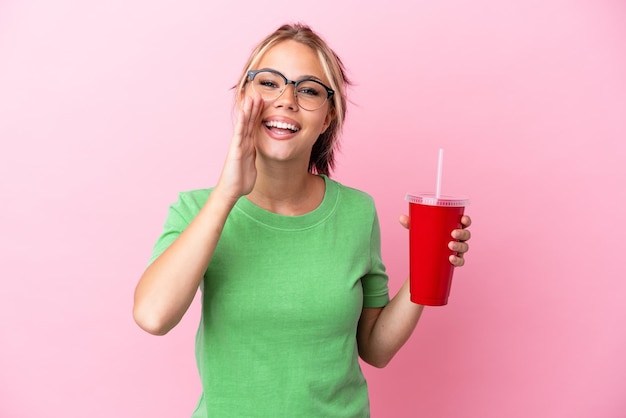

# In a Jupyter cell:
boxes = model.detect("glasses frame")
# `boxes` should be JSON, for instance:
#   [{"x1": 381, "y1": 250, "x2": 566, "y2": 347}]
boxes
[{"x1": 247, "y1": 69, "x2": 335, "y2": 111}]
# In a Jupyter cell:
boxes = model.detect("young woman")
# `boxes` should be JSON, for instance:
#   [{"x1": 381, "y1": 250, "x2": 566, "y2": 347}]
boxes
[{"x1": 133, "y1": 23, "x2": 472, "y2": 417}]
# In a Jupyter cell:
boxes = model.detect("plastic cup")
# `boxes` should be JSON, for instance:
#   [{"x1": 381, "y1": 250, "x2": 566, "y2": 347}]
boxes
[{"x1": 405, "y1": 193, "x2": 469, "y2": 306}]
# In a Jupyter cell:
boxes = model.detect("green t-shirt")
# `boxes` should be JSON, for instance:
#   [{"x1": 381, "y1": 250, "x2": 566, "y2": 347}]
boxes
[{"x1": 150, "y1": 175, "x2": 389, "y2": 417}]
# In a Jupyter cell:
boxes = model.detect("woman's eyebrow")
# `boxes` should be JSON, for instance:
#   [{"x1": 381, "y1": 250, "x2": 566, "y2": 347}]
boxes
[{"x1": 298, "y1": 74, "x2": 323, "y2": 81}]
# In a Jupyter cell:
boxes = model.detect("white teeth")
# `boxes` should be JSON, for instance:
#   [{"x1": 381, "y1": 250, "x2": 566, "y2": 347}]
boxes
[{"x1": 265, "y1": 121, "x2": 299, "y2": 132}]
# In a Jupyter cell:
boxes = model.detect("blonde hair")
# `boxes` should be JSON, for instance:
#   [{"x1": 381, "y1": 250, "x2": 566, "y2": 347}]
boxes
[{"x1": 234, "y1": 23, "x2": 350, "y2": 176}]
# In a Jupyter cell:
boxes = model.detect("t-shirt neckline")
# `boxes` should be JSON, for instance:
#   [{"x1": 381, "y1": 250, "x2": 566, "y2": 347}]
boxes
[{"x1": 234, "y1": 174, "x2": 339, "y2": 231}]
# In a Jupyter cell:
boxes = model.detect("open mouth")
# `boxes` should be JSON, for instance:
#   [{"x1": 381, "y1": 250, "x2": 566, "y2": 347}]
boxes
[{"x1": 264, "y1": 120, "x2": 300, "y2": 134}]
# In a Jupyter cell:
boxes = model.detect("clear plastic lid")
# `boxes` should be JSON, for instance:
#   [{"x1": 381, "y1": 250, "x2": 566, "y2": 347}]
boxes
[{"x1": 405, "y1": 193, "x2": 469, "y2": 207}]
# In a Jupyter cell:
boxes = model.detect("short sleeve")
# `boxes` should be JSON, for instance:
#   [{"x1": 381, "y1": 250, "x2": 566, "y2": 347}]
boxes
[
  {"x1": 362, "y1": 211, "x2": 390, "y2": 308},
  {"x1": 148, "y1": 190, "x2": 210, "y2": 265}
]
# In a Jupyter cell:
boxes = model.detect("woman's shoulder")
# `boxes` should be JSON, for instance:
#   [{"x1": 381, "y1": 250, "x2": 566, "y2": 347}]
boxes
[
  {"x1": 169, "y1": 188, "x2": 214, "y2": 213},
  {"x1": 326, "y1": 176, "x2": 376, "y2": 209}
]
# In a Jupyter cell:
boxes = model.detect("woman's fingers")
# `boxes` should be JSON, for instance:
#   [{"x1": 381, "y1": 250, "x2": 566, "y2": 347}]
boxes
[
  {"x1": 398, "y1": 214, "x2": 409, "y2": 230},
  {"x1": 452, "y1": 228, "x2": 471, "y2": 241},
  {"x1": 232, "y1": 96, "x2": 249, "y2": 142},
  {"x1": 243, "y1": 93, "x2": 263, "y2": 140},
  {"x1": 449, "y1": 254, "x2": 465, "y2": 267},
  {"x1": 449, "y1": 216, "x2": 471, "y2": 266},
  {"x1": 448, "y1": 240, "x2": 469, "y2": 254}
]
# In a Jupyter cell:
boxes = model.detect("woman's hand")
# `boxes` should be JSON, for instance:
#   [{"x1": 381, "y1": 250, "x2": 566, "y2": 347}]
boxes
[
  {"x1": 398, "y1": 214, "x2": 472, "y2": 266},
  {"x1": 216, "y1": 93, "x2": 264, "y2": 202},
  {"x1": 449, "y1": 215, "x2": 471, "y2": 266}
]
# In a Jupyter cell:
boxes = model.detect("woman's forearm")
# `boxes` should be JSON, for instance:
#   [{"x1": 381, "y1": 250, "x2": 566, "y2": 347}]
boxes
[
  {"x1": 360, "y1": 279, "x2": 424, "y2": 367},
  {"x1": 132, "y1": 189, "x2": 237, "y2": 335}
]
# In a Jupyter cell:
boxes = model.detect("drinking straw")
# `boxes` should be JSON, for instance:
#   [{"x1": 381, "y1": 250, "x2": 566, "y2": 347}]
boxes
[{"x1": 435, "y1": 148, "x2": 444, "y2": 199}]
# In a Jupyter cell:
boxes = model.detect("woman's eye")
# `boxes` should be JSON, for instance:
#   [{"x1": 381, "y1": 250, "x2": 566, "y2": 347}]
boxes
[
  {"x1": 260, "y1": 81, "x2": 279, "y2": 88},
  {"x1": 298, "y1": 87, "x2": 320, "y2": 96}
]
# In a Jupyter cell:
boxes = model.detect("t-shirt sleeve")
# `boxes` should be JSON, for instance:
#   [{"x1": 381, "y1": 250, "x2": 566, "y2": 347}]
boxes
[
  {"x1": 148, "y1": 190, "x2": 209, "y2": 265},
  {"x1": 362, "y1": 210, "x2": 390, "y2": 308}
]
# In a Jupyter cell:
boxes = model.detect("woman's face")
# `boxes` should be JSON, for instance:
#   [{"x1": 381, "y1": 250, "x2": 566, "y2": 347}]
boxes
[{"x1": 245, "y1": 40, "x2": 334, "y2": 170}]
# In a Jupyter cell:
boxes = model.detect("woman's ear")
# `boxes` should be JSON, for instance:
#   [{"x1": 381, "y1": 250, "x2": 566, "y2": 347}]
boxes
[{"x1": 321, "y1": 107, "x2": 335, "y2": 134}]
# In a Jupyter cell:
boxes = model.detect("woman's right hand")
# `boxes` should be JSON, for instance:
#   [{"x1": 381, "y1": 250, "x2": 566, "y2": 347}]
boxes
[{"x1": 216, "y1": 93, "x2": 264, "y2": 202}]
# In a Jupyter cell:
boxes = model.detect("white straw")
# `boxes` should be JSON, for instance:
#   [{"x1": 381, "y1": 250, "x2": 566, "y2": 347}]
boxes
[{"x1": 435, "y1": 148, "x2": 444, "y2": 199}]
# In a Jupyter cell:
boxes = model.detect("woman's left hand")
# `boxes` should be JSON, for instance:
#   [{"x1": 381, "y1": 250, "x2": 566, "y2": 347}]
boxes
[
  {"x1": 398, "y1": 214, "x2": 472, "y2": 267},
  {"x1": 449, "y1": 215, "x2": 471, "y2": 266}
]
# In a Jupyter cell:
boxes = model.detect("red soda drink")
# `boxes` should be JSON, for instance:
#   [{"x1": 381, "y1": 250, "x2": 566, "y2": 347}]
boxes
[{"x1": 406, "y1": 193, "x2": 469, "y2": 306}]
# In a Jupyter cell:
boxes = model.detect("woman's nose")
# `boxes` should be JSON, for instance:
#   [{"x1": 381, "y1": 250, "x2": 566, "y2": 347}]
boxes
[{"x1": 273, "y1": 83, "x2": 299, "y2": 110}]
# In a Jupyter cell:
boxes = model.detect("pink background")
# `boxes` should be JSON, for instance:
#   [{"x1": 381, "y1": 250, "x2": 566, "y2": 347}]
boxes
[{"x1": 1, "y1": 1, "x2": 625, "y2": 417}]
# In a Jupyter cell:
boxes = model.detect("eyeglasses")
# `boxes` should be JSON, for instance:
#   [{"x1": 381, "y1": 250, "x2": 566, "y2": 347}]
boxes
[{"x1": 247, "y1": 69, "x2": 335, "y2": 111}]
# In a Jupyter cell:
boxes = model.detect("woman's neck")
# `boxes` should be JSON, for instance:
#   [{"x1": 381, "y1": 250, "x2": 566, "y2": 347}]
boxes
[{"x1": 247, "y1": 167, "x2": 325, "y2": 216}]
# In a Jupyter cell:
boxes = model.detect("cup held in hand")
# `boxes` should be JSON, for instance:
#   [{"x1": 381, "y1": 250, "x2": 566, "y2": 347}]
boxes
[{"x1": 405, "y1": 193, "x2": 469, "y2": 306}]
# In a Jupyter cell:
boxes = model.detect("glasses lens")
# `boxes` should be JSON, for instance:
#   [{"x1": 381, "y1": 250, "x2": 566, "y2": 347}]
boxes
[
  {"x1": 251, "y1": 71, "x2": 285, "y2": 101},
  {"x1": 295, "y1": 80, "x2": 328, "y2": 110}
]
